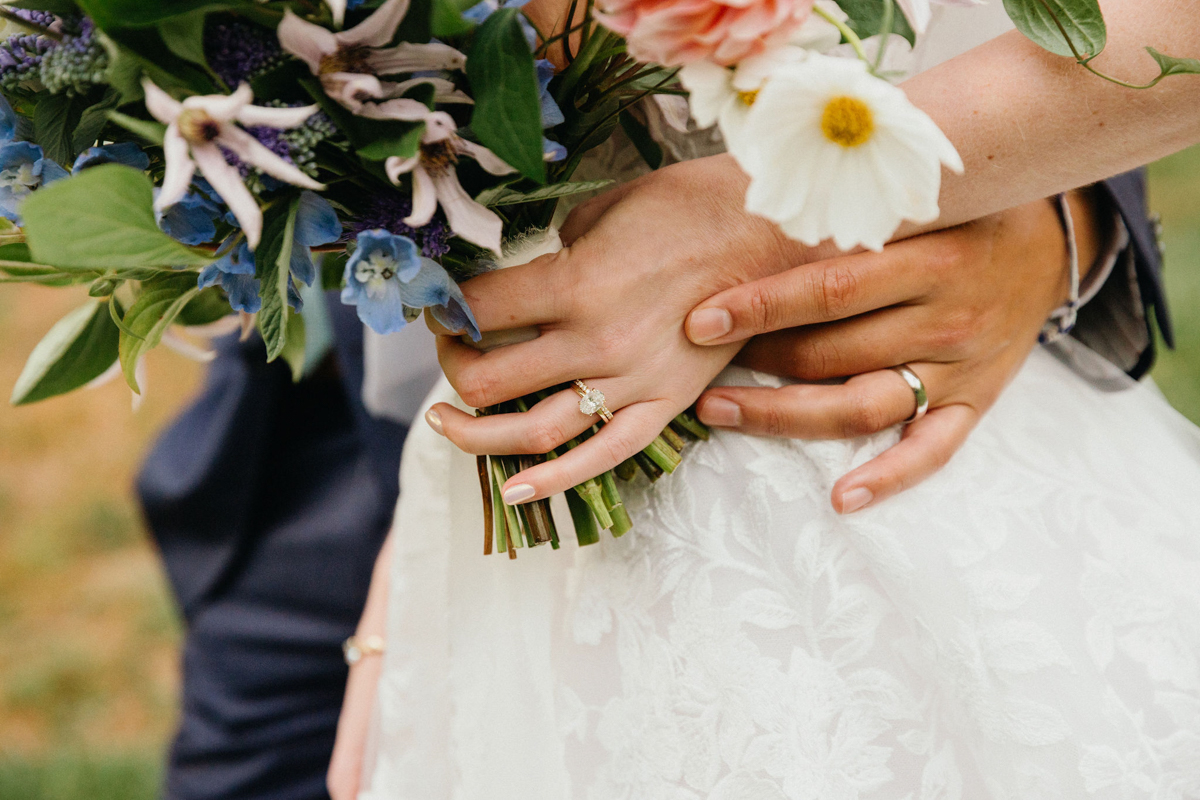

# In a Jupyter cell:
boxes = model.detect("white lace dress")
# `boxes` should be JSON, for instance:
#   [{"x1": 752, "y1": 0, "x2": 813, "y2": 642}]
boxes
[{"x1": 361, "y1": 9, "x2": 1200, "y2": 800}]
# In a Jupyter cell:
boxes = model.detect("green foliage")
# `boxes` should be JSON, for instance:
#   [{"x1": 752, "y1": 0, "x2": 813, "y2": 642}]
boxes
[
  {"x1": 838, "y1": 0, "x2": 916, "y2": 46},
  {"x1": 280, "y1": 310, "x2": 307, "y2": 382},
  {"x1": 1145, "y1": 47, "x2": 1200, "y2": 82},
  {"x1": 1002, "y1": 0, "x2": 1106, "y2": 59},
  {"x1": 73, "y1": 89, "x2": 121, "y2": 153},
  {"x1": 117, "y1": 272, "x2": 199, "y2": 392},
  {"x1": 75, "y1": 0, "x2": 240, "y2": 30},
  {"x1": 106, "y1": 111, "x2": 165, "y2": 145},
  {"x1": 356, "y1": 124, "x2": 425, "y2": 161},
  {"x1": 476, "y1": 178, "x2": 614, "y2": 207},
  {"x1": 177, "y1": 286, "x2": 234, "y2": 326},
  {"x1": 23, "y1": 165, "x2": 209, "y2": 270},
  {"x1": 432, "y1": 0, "x2": 475, "y2": 39},
  {"x1": 10, "y1": 301, "x2": 119, "y2": 405},
  {"x1": 255, "y1": 195, "x2": 301, "y2": 362},
  {"x1": 157, "y1": 10, "x2": 212, "y2": 74},
  {"x1": 467, "y1": 8, "x2": 546, "y2": 183},
  {"x1": 33, "y1": 93, "x2": 80, "y2": 167}
]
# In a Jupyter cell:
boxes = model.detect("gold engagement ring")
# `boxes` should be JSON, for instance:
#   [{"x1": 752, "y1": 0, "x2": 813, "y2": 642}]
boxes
[{"x1": 574, "y1": 380, "x2": 614, "y2": 422}]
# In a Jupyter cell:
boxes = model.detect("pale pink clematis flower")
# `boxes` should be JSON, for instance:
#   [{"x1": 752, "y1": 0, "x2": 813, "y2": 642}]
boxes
[
  {"x1": 142, "y1": 78, "x2": 324, "y2": 250},
  {"x1": 384, "y1": 112, "x2": 516, "y2": 254},
  {"x1": 324, "y1": 0, "x2": 348, "y2": 27},
  {"x1": 278, "y1": 0, "x2": 467, "y2": 113},
  {"x1": 595, "y1": 0, "x2": 814, "y2": 66}
]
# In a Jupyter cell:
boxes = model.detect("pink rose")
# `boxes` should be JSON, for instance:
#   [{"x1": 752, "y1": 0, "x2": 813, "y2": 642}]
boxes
[{"x1": 596, "y1": 0, "x2": 814, "y2": 67}]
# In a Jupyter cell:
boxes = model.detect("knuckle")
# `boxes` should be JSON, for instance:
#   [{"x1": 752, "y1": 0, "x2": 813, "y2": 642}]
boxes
[
  {"x1": 787, "y1": 337, "x2": 838, "y2": 381},
  {"x1": 932, "y1": 309, "x2": 980, "y2": 354},
  {"x1": 746, "y1": 283, "x2": 784, "y2": 334},
  {"x1": 527, "y1": 417, "x2": 568, "y2": 454},
  {"x1": 454, "y1": 368, "x2": 500, "y2": 408},
  {"x1": 816, "y1": 263, "x2": 859, "y2": 319},
  {"x1": 842, "y1": 390, "x2": 891, "y2": 437},
  {"x1": 599, "y1": 427, "x2": 639, "y2": 467}
]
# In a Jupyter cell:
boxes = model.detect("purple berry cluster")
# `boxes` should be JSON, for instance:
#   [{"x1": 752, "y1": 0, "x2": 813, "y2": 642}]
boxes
[
  {"x1": 0, "y1": 33, "x2": 53, "y2": 89},
  {"x1": 350, "y1": 193, "x2": 453, "y2": 259},
  {"x1": 204, "y1": 18, "x2": 284, "y2": 88}
]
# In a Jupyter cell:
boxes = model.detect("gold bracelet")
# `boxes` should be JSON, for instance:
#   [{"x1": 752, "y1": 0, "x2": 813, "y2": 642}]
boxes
[{"x1": 342, "y1": 634, "x2": 385, "y2": 666}]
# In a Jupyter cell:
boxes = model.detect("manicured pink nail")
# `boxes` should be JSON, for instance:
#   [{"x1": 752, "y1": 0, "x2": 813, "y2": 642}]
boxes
[
  {"x1": 698, "y1": 396, "x2": 742, "y2": 427},
  {"x1": 839, "y1": 487, "x2": 874, "y2": 514},
  {"x1": 687, "y1": 308, "x2": 733, "y2": 344},
  {"x1": 502, "y1": 483, "x2": 536, "y2": 505},
  {"x1": 425, "y1": 408, "x2": 444, "y2": 435}
]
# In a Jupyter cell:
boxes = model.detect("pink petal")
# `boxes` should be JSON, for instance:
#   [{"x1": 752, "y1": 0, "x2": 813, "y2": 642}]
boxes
[
  {"x1": 384, "y1": 155, "x2": 419, "y2": 183},
  {"x1": 402, "y1": 164, "x2": 438, "y2": 226},
  {"x1": 192, "y1": 144, "x2": 263, "y2": 250},
  {"x1": 422, "y1": 111, "x2": 458, "y2": 144},
  {"x1": 431, "y1": 171, "x2": 502, "y2": 252},
  {"x1": 141, "y1": 77, "x2": 182, "y2": 124},
  {"x1": 278, "y1": 9, "x2": 338, "y2": 72},
  {"x1": 454, "y1": 139, "x2": 516, "y2": 176},
  {"x1": 386, "y1": 77, "x2": 474, "y2": 104},
  {"x1": 356, "y1": 97, "x2": 433, "y2": 122},
  {"x1": 156, "y1": 124, "x2": 196, "y2": 212},
  {"x1": 182, "y1": 83, "x2": 253, "y2": 123},
  {"x1": 337, "y1": 0, "x2": 410, "y2": 48},
  {"x1": 236, "y1": 103, "x2": 320, "y2": 129},
  {"x1": 325, "y1": 0, "x2": 347, "y2": 27},
  {"x1": 323, "y1": 73, "x2": 385, "y2": 112},
  {"x1": 367, "y1": 42, "x2": 467, "y2": 74},
  {"x1": 217, "y1": 125, "x2": 326, "y2": 190}
]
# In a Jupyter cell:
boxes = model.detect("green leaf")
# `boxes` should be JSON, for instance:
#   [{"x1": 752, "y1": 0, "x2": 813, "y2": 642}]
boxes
[
  {"x1": 158, "y1": 10, "x2": 211, "y2": 72},
  {"x1": 23, "y1": 164, "x2": 212, "y2": 269},
  {"x1": 467, "y1": 7, "x2": 545, "y2": 183},
  {"x1": 9, "y1": 0, "x2": 80, "y2": 16},
  {"x1": 12, "y1": 301, "x2": 120, "y2": 405},
  {"x1": 618, "y1": 111, "x2": 662, "y2": 170},
  {"x1": 356, "y1": 123, "x2": 425, "y2": 161},
  {"x1": 837, "y1": 0, "x2": 916, "y2": 46},
  {"x1": 107, "y1": 111, "x2": 166, "y2": 145},
  {"x1": 280, "y1": 311, "x2": 307, "y2": 382},
  {"x1": 1146, "y1": 47, "x2": 1200, "y2": 80},
  {"x1": 432, "y1": 0, "x2": 475, "y2": 39},
  {"x1": 101, "y1": 25, "x2": 215, "y2": 95},
  {"x1": 177, "y1": 286, "x2": 233, "y2": 326},
  {"x1": 75, "y1": 0, "x2": 243, "y2": 30},
  {"x1": 255, "y1": 196, "x2": 301, "y2": 362},
  {"x1": 118, "y1": 272, "x2": 199, "y2": 392},
  {"x1": 102, "y1": 36, "x2": 145, "y2": 104},
  {"x1": 33, "y1": 93, "x2": 79, "y2": 167},
  {"x1": 476, "y1": 179, "x2": 614, "y2": 207},
  {"x1": 395, "y1": 0, "x2": 433, "y2": 44},
  {"x1": 73, "y1": 89, "x2": 122, "y2": 153},
  {"x1": 1002, "y1": 0, "x2": 1106, "y2": 59}
]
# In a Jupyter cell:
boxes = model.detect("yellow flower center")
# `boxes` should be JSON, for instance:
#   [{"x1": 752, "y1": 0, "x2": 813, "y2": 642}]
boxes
[
  {"x1": 737, "y1": 89, "x2": 759, "y2": 106},
  {"x1": 319, "y1": 45, "x2": 371, "y2": 75},
  {"x1": 176, "y1": 108, "x2": 222, "y2": 145},
  {"x1": 421, "y1": 139, "x2": 458, "y2": 175},
  {"x1": 820, "y1": 96, "x2": 874, "y2": 148}
]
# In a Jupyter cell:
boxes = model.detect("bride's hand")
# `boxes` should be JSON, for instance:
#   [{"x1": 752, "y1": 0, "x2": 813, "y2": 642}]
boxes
[
  {"x1": 427, "y1": 155, "x2": 815, "y2": 504},
  {"x1": 685, "y1": 190, "x2": 1107, "y2": 513}
]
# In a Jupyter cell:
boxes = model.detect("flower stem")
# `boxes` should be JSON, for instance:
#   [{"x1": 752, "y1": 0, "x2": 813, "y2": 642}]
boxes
[
  {"x1": 814, "y1": 5, "x2": 870, "y2": 64},
  {"x1": 873, "y1": 0, "x2": 894, "y2": 72},
  {"x1": 599, "y1": 470, "x2": 632, "y2": 536},
  {"x1": 644, "y1": 435, "x2": 683, "y2": 473},
  {"x1": 671, "y1": 411, "x2": 710, "y2": 441}
]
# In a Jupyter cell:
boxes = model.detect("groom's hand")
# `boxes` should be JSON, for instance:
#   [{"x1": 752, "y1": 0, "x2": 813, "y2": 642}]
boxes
[{"x1": 686, "y1": 189, "x2": 1106, "y2": 513}]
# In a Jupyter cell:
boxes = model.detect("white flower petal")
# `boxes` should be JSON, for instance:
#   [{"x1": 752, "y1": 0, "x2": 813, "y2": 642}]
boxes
[
  {"x1": 431, "y1": 170, "x2": 503, "y2": 253},
  {"x1": 404, "y1": 165, "x2": 438, "y2": 226},
  {"x1": 679, "y1": 60, "x2": 732, "y2": 129},
  {"x1": 323, "y1": 73, "x2": 387, "y2": 112},
  {"x1": 182, "y1": 83, "x2": 253, "y2": 122},
  {"x1": 278, "y1": 10, "x2": 339, "y2": 72},
  {"x1": 236, "y1": 103, "x2": 320, "y2": 129},
  {"x1": 217, "y1": 125, "x2": 325, "y2": 190},
  {"x1": 895, "y1": 0, "x2": 931, "y2": 34},
  {"x1": 454, "y1": 139, "x2": 516, "y2": 176},
  {"x1": 325, "y1": 0, "x2": 347, "y2": 27},
  {"x1": 336, "y1": 0, "x2": 410, "y2": 48},
  {"x1": 386, "y1": 77, "x2": 474, "y2": 105},
  {"x1": 356, "y1": 97, "x2": 433, "y2": 122},
  {"x1": 385, "y1": 154, "x2": 420, "y2": 183},
  {"x1": 192, "y1": 144, "x2": 263, "y2": 250},
  {"x1": 156, "y1": 125, "x2": 196, "y2": 212},
  {"x1": 366, "y1": 41, "x2": 467, "y2": 75},
  {"x1": 141, "y1": 77, "x2": 182, "y2": 124}
]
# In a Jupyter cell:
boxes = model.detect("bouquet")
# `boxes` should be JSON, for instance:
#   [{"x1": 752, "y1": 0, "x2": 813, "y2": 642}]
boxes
[{"x1": 0, "y1": 0, "x2": 1194, "y2": 557}]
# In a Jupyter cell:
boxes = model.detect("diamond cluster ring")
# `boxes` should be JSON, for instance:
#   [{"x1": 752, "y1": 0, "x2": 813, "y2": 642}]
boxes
[{"x1": 574, "y1": 380, "x2": 614, "y2": 422}]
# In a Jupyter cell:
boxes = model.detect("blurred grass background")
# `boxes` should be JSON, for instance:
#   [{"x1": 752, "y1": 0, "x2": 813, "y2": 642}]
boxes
[{"x1": 0, "y1": 148, "x2": 1196, "y2": 800}]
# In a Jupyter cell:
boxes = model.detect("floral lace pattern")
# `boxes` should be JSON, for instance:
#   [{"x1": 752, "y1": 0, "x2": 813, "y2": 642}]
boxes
[{"x1": 366, "y1": 344, "x2": 1200, "y2": 800}]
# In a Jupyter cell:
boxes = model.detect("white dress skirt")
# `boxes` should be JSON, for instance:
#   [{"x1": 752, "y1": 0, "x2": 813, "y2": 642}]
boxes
[{"x1": 360, "y1": 8, "x2": 1200, "y2": 800}]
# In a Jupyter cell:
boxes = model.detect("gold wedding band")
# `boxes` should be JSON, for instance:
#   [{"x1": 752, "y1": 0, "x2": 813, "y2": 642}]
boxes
[
  {"x1": 891, "y1": 365, "x2": 929, "y2": 424},
  {"x1": 574, "y1": 380, "x2": 614, "y2": 422}
]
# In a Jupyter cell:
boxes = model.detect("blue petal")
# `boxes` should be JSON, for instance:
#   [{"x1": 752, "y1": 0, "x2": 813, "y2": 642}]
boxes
[
  {"x1": 158, "y1": 191, "x2": 221, "y2": 246},
  {"x1": 0, "y1": 141, "x2": 43, "y2": 172},
  {"x1": 293, "y1": 191, "x2": 342, "y2": 247},
  {"x1": 289, "y1": 245, "x2": 316, "y2": 287},
  {"x1": 398, "y1": 258, "x2": 481, "y2": 341},
  {"x1": 536, "y1": 60, "x2": 565, "y2": 128},
  {"x1": 0, "y1": 95, "x2": 15, "y2": 142},
  {"x1": 200, "y1": 264, "x2": 260, "y2": 313},
  {"x1": 211, "y1": 239, "x2": 256, "y2": 276},
  {"x1": 350, "y1": 229, "x2": 423, "y2": 282},
  {"x1": 287, "y1": 279, "x2": 304, "y2": 312},
  {"x1": 37, "y1": 156, "x2": 69, "y2": 184},
  {"x1": 340, "y1": 267, "x2": 408, "y2": 335},
  {"x1": 462, "y1": 0, "x2": 497, "y2": 23},
  {"x1": 72, "y1": 142, "x2": 150, "y2": 173},
  {"x1": 0, "y1": 188, "x2": 22, "y2": 222},
  {"x1": 542, "y1": 137, "x2": 567, "y2": 162}
]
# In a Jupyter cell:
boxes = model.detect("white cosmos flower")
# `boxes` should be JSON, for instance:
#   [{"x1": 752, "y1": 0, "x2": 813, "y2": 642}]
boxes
[
  {"x1": 384, "y1": 111, "x2": 516, "y2": 254},
  {"x1": 142, "y1": 78, "x2": 324, "y2": 250},
  {"x1": 279, "y1": 0, "x2": 467, "y2": 114},
  {"x1": 679, "y1": 46, "x2": 807, "y2": 155},
  {"x1": 736, "y1": 53, "x2": 962, "y2": 252}
]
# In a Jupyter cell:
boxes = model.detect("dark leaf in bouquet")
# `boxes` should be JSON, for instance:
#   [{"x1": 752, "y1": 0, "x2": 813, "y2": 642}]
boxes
[
  {"x1": 432, "y1": 0, "x2": 475, "y2": 39},
  {"x1": 75, "y1": 0, "x2": 247, "y2": 30},
  {"x1": 73, "y1": 89, "x2": 122, "y2": 153},
  {"x1": 34, "y1": 93, "x2": 83, "y2": 166},
  {"x1": 158, "y1": 10, "x2": 212, "y2": 73},
  {"x1": 475, "y1": 178, "x2": 613, "y2": 207},
  {"x1": 118, "y1": 272, "x2": 199, "y2": 392},
  {"x1": 250, "y1": 60, "x2": 311, "y2": 103},
  {"x1": 7, "y1": 0, "x2": 78, "y2": 15},
  {"x1": 395, "y1": 0, "x2": 433, "y2": 44},
  {"x1": 280, "y1": 310, "x2": 307, "y2": 382},
  {"x1": 107, "y1": 111, "x2": 166, "y2": 145},
  {"x1": 1002, "y1": 0, "x2": 1106, "y2": 59},
  {"x1": 101, "y1": 26, "x2": 216, "y2": 95},
  {"x1": 467, "y1": 7, "x2": 545, "y2": 183},
  {"x1": 23, "y1": 164, "x2": 211, "y2": 268},
  {"x1": 11, "y1": 301, "x2": 120, "y2": 405},
  {"x1": 255, "y1": 194, "x2": 300, "y2": 362},
  {"x1": 356, "y1": 124, "x2": 424, "y2": 161},
  {"x1": 177, "y1": 286, "x2": 234, "y2": 326},
  {"x1": 618, "y1": 110, "x2": 662, "y2": 170},
  {"x1": 836, "y1": 0, "x2": 916, "y2": 46}
]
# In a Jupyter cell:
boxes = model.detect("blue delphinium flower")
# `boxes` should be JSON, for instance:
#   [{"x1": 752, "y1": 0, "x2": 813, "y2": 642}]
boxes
[
  {"x1": 199, "y1": 239, "x2": 261, "y2": 313},
  {"x1": 0, "y1": 94, "x2": 15, "y2": 140},
  {"x1": 341, "y1": 230, "x2": 480, "y2": 339},
  {"x1": 72, "y1": 142, "x2": 150, "y2": 173},
  {"x1": 156, "y1": 185, "x2": 223, "y2": 246},
  {"x1": 463, "y1": 0, "x2": 537, "y2": 47},
  {"x1": 290, "y1": 189, "x2": 343, "y2": 288},
  {"x1": 0, "y1": 140, "x2": 68, "y2": 222},
  {"x1": 535, "y1": 60, "x2": 566, "y2": 162}
]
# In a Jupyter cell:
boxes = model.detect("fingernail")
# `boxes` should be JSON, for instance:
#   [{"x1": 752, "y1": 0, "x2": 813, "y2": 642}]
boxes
[
  {"x1": 502, "y1": 483, "x2": 536, "y2": 505},
  {"x1": 839, "y1": 487, "x2": 874, "y2": 514},
  {"x1": 425, "y1": 408, "x2": 444, "y2": 435},
  {"x1": 698, "y1": 396, "x2": 742, "y2": 427},
  {"x1": 687, "y1": 307, "x2": 733, "y2": 344}
]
